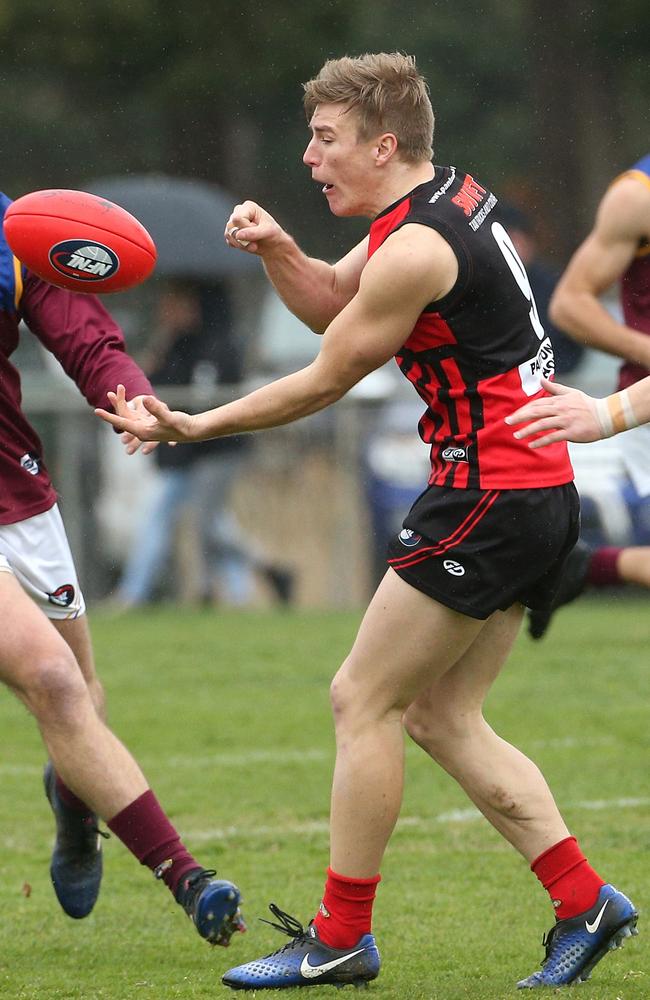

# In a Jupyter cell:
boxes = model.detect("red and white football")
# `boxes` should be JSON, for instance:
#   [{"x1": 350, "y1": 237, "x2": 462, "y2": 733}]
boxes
[{"x1": 2, "y1": 189, "x2": 157, "y2": 293}]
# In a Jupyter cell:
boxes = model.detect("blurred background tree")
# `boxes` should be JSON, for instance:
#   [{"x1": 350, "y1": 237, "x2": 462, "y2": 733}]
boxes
[
  {"x1": 0, "y1": 0, "x2": 647, "y2": 264},
  {"x1": 1, "y1": 0, "x2": 647, "y2": 605}
]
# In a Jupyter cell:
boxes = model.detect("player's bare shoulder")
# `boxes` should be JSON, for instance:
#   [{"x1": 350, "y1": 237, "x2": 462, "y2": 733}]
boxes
[
  {"x1": 598, "y1": 173, "x2": 650, "y2": 244},
  {"x1": 367, "y1": 223, "x2": 458, "y2": 304}
]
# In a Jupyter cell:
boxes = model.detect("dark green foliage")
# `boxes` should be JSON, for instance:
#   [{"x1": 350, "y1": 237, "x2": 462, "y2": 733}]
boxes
[{"x1": 0, "y1": 2, "x2": 647, "y2": 261}]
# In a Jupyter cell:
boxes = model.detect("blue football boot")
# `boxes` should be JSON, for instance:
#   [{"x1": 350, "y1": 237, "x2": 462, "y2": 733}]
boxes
[
  {"x1": 517, "y1": 884, "x2": 639, "y2": 988},
  {"x1": 174, "y1": 867, "x2": 246, "y2": 946},
  {"x1": 43, "y1": 761, "x2": 107, "y2": 919},
  {"x1": 222, "y1": 904, "x2": 381, "y2": 990}
]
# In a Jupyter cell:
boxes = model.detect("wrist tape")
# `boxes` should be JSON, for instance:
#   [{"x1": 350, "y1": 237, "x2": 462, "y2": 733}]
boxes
[{"x1": 595, "y1": 388, "x2": 639, "y2": 438}]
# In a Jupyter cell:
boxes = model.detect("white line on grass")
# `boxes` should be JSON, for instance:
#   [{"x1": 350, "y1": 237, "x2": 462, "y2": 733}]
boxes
[
  {"x1": 185, "y1": 796, "x2": 650, "y2": 843},
  {"x1": 0, "y1": 735, "x2": 623, "y2": 778},
  {"x1": 0, "y1": 749, "x2": 330, "y2": 777}
]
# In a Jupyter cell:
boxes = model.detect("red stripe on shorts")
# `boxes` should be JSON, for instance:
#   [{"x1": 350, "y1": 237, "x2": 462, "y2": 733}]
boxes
[{"x1": 388, "y1": 490, "x2": 501, "y2": 570}]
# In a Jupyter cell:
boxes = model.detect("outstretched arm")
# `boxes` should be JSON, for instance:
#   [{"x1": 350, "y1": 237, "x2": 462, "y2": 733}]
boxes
[
  {"x1": 505, "y1": 376, "x2": 649, "y2": 447},
  {"x1": 97, "y1": 224, "x2": 458, "y2": 444}
]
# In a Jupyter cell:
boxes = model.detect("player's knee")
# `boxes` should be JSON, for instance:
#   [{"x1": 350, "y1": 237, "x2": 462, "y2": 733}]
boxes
[
  {"x1": 403, "y1": 705, "x2": 435, "y2": 750},
  {"x1": 329, "y1": 667, "x2": 355, "y2": 726},
  {"x1": 404, "y1": 703, "x2": 475, "y2": 761},
  {"x1": 22, "y1": 650, "x2": 88, "y2": 721},
  {"x1": 331, "y1": 662, "x2": 405, "y2": 740},
  {"x1": 329, "y1": 663, "x2": 379, "y2": 733}
]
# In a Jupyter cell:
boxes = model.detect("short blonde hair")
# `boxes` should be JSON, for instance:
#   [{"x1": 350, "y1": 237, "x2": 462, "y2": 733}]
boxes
[{"x1": 303, "y1": 52, "x2": 434, "y2": 163}]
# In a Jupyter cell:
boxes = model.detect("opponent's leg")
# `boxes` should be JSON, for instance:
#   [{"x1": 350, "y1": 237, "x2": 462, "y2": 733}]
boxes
[
  {"x1": 53, "y1": 615, "x2": 105, "y2": 716},
  {"x1": 528, "y1": 543, "x2": 650, "y2": 640},
  {"x1": 38, "y1": 615, "x2": 108, "y2": 915},
  {"x1": 0, "y1": 574, "x2": 243, "y2": 940},
  {"x1": 614, "y1": 545, "x2": 650, "y2": 587},
  {"x1": 528, "y1": 538, "x2": 590, "y2": 639}
]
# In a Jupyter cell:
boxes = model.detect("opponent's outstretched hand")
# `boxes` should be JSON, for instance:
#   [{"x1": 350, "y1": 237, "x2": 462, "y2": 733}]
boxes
[
  {"x1": 96, "y1": 384, "x2": 195, "y2": 444},
  {"x1": 505, "y1": 377, "x2": 601, "y2": 447},
  {"x1": 224, "y1": 200, "x2": 286, "y2": 255}
]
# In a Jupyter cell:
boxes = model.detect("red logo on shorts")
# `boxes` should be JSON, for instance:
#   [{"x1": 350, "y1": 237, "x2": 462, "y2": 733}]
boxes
[{"x1": 47, "y1": 584, "x2": 75, "y2": 608}]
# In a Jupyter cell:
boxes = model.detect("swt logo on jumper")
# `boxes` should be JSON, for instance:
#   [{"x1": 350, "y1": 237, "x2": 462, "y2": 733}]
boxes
[
  {"x1": 452, "y1": 175, "x2": 486, "y2": 217},
  {"x1": 49, "y1": 240, "x2": 120, "y2": 281}
]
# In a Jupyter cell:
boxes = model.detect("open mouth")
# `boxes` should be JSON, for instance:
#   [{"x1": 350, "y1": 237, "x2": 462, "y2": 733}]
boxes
[{"x1": 322, "y1": 183, "x2": 334, "y2": 193}]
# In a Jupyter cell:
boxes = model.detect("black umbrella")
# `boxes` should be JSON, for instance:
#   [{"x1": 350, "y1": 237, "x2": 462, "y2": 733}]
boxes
[{"x1": 86, "y1": 173, "x2": 259, "y2": 278}]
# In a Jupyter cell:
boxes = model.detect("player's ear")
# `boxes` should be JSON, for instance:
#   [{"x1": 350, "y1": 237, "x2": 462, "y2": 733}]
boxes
[{"x1": 375, "y1": 133, "x2": 398, "y2": 165}]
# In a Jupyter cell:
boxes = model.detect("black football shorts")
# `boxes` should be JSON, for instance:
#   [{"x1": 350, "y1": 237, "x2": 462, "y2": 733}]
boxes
[{"x1": 386, "y1": 482, "x2": 580, "y2": 620}]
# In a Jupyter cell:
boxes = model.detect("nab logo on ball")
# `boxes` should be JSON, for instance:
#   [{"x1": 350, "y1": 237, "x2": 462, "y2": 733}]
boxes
[
  {"x1": 2, "y1": 188, "x2": 156, "y2": 293},
  {"x1": 48, "y1": 239, "x2": 120, "y2": 283}
]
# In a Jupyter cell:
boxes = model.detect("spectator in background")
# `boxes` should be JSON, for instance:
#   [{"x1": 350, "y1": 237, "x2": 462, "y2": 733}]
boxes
[{"x1": 115, "y1": 282, "x2": 293, "y2": 609}]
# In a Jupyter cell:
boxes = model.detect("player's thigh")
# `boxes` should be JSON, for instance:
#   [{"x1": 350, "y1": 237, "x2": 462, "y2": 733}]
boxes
[
  {"x1": 335, "y1": 567, "x2": 486, "y2": 716},
  {"x1": 407, "y1": 603, "x2": 524, "y2": 725},
  {"x1": 0, "y1": 569, "x2": 75, "y2": 689},
  {"x1": 0, "y1": 505, "x2": 85, "y2": 619}
]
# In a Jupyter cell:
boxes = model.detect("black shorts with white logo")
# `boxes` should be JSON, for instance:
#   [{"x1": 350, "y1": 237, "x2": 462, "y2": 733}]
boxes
[{"x1": 386, "y1": 483, "x2": 580, "y2": 620}]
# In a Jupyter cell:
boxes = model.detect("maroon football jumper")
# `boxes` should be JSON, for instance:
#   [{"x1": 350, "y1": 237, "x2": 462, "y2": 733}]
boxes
[
  {"x1": 616, "y1": 155, "x2": 650, "y2": 391},
  {"x1": 0, "y1": 268, "x2": 152, "y2": 524}
]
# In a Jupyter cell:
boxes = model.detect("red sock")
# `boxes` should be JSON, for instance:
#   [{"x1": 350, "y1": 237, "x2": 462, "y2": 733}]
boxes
[
  {"x1": 107, "y1": 790, "x2": 200, "y2": 897},
  {"x1": 531, "y1": 837, "x2": 605, "y2": 919},
  {"x1": 55, "y1": 773, "x2": 91, "y2": 814},
  {"x1": 588, "y1": 547, "x2": 622, "y2": 587},
  {"x1": 313, "y1": 867, "x2": 381, "y2": 949}
]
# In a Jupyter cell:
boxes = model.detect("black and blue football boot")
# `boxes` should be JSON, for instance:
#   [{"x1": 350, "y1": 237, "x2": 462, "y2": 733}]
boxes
[
  {"x1": 175, "y1": 867, "x2": 246, "y2": 946},
  {"x1": 223, "y1": 904, "x2": 380, "y2": 990},
  {"x1": 44, "y1": 761, "x2": 106, "y2": 919},
  {"x1": 517, "y1": 883, "x2": 638, "y2": 988}
]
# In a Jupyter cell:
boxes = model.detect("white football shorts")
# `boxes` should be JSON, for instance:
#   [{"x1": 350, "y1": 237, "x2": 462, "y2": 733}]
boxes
[
  {"x1": 0, "y1": 504, "x2": 85, "y2": 619},
  {"x1": 619, "y1": 423, "x2": 650, "y2": 498}
]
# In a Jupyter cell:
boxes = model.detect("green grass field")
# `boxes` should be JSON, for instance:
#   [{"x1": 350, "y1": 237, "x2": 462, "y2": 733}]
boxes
[{"x1": 0, "y1": 596, "x2": 648, "y2": 999}]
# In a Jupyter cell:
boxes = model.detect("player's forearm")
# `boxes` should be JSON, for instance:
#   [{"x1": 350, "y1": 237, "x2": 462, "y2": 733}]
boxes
[
  {"x1": 626, "y1": 377, "x2": 650, "y2": 425},
  {"x1": 23, "y1": 274, "x2": 153, "y2": 405},
  {"x1": 189, "y1": 364, "x2": 347, "y2": 439},
  {"x1": 262, "y1": 235, "x2": 347, "y2": 333},
  {"x1": 550, "y1": 289, "x2": 650, "y2": 368},
  {"x1": 599, "y1": 378, "x2": 650, "y2": 436}
]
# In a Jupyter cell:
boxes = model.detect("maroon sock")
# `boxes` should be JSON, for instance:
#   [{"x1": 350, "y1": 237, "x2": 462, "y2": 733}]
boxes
[
  {"x1": 55, "y1": 773, "x2": 92, "y2": 814},
  {"x1": 313, "y1": 867, "x2": 381, "y2": 949},
  {"x1": 107, "y1": 790, "x2": 200, "y2": 897},
  {"x1": 531, "y1": 836, "x2": 605, "y2": 919},
  {"x1": 587, "y1": 547, "x2": 622, "y2": 587}
]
